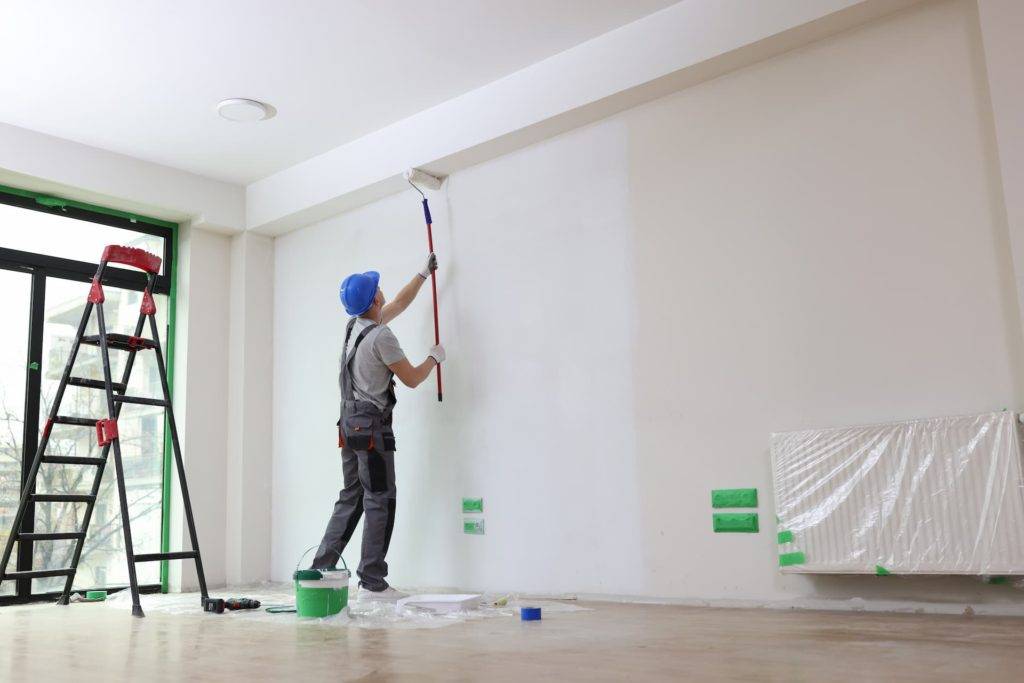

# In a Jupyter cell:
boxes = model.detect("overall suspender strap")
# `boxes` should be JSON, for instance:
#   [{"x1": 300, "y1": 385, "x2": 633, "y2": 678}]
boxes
[
  {"x1": 340, "y1": 318, "x2": 378, "y2": 403},
  {"x1": 349, "y1": 324, "x2": 377, "y2": 361},
  {"x1": 338, "y1": 318, "x2": 380, "y2": 447}
]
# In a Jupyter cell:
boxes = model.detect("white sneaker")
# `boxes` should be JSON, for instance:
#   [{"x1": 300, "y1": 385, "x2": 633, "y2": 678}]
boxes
[{"x1": 357, "y1": 586, "x2": 408, "y2": 602}]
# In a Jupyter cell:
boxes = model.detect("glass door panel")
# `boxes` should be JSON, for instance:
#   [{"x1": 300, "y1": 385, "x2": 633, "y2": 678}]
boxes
[
  {"x1": 32, "y1": 277, "x2": 168, "y2": 593},
  {"x1": 0, "y1": 269, "x2": 31, "y2": 597}
]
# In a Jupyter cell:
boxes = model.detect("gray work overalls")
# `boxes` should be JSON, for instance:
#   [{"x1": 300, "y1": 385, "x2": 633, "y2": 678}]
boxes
[{"x1": 311, "y1": 317, "x2": 398, "y2": 591}]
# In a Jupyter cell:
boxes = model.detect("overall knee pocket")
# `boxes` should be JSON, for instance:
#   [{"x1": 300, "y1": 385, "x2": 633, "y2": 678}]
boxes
[{"x1": 367, "y1": 449, "x2": 390, "y2": 493}]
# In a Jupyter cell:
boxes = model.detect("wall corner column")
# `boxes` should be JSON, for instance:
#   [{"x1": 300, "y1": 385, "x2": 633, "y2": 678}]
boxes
[
  {"x1": 977, "y1": 0, "x2": 1024, "y2": 360},
  {"x1": 225, "y1": 231, "x2": 275, "y2": 585}
]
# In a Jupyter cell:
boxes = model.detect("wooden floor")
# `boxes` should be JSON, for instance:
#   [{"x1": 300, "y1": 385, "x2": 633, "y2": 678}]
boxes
[{"x1": 2, "y1": 598, "x2": 1023, "y2": 681}]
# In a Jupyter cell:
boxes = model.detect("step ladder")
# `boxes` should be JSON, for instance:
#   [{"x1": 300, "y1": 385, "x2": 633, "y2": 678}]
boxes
[{"x1": 0, "y1": 245, "x2": 208, "y2": 617}]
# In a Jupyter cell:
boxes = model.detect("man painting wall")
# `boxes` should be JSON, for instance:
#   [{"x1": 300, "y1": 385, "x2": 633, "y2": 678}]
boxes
[{"x1": 310, "y1": 253, "x2": 445, "y2": 601}]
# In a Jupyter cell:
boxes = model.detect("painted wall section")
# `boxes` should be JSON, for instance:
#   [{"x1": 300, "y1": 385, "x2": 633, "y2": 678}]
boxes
[
  {"x1": 225, "y1": 232, "x2": 274, "y2": 584},
  {"x1": 272, "y1": 0, "x2": 1024, "y2": 605},
  {"x1": 168, "y1": 224, "x2": 231, "y2": 591},
  {"x1": 627, "y1": 0, "x2": 1023, "y2": 602},
  {"x1": 272, "y1": 122, "x2": 639, "y2": 593}
]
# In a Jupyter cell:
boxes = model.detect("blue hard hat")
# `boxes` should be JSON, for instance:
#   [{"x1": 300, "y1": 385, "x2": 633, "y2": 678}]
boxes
[{"x1": 339, "y1": 271, "x2": 380, "y2": 315}]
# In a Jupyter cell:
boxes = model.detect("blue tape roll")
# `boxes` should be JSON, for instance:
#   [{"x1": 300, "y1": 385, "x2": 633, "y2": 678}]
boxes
[{"x1": 520, "y1": 607, "x2": 542, "y2": 621}]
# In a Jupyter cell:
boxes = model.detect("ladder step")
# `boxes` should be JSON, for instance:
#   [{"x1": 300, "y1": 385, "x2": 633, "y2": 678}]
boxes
[
  {"x1": 113, "y1": 395, "x2": 169, "y2": 407},
  {"x1": 53, "y1": 415, "x2": 101, "y2": 427},
  {"x1": 134, "y1": 551, "x2": 196, "y2": 563},
  {"x1": 18, "y1": 532, "x2": 86, "y2": 541},
  {"x1": 80, "y1": 334, "x2": 156, "y2": 352},
  {"x1": 32, "y1": 493, "x2": 95, "y2": 504},
  {"x1": 68, "y1": 376, "x2": 127, "y2": 393},
  {"x1": 2, "y1": 567, "x2": 74, "y2": 580},
  {"x1": 41, "y1": 455, "x2": 105, "y2": 466}
]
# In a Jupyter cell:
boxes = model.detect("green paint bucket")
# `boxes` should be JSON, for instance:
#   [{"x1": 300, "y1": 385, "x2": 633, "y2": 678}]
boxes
[{"x1": 292, "y1": 547, "x2": 349, "y2": 618}]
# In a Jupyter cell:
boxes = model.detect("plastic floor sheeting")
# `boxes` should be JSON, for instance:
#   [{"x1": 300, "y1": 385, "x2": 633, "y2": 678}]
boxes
[{"x1": 101, "y1": 583, "x2": 590, "y2": 630}]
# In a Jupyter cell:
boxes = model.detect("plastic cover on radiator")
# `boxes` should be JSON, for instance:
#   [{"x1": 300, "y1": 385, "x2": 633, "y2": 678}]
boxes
[{"x1": 770, "y1": 411, "x2": 1024, "y2": 574}]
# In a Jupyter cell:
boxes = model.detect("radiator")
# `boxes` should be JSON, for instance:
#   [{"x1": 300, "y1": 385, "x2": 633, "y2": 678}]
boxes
[{"x1": 770, "y1": 411, "x2": 1024, "y2": 574}]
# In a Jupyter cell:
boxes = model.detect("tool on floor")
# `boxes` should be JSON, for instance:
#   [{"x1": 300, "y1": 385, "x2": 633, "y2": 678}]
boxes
[
  {"x1": 521, "y1": 607, "x2": 542, "y2": 621},
  {"x1": 265, "y1": 605, "x2": 298, "y2": 614},
  {"x1": 226, "y1": 597, "x2": 261, "y2": 610},
  {"x1": 404, "y1": 167, "x2": 446, "y2": 402},
  {"x1": 396, "y1": 593, "x2": 482, "y2": 614},
  {"x1": 203, "y1": 596, "x2": 262, "y2": 614},
  {"x1": 0, "y1": 245, "x2": 209, "y2": 618}
]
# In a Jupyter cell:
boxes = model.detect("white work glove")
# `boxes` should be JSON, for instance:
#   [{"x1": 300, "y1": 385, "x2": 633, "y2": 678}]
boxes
[
  {"x1": 419, "y1": 252, "x2": 438, "y2": 280},
  {"x1": 429, "y1": 344, "x2": 446, "y2": 365}
]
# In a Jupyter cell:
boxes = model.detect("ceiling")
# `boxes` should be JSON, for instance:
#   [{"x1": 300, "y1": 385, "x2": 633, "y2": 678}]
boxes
[{"x1": 0, "y1": 1, "x2": 676, "y2": 184}]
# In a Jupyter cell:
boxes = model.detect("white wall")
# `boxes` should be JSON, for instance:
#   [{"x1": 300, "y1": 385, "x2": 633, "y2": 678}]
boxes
[
  {"x1": 246, "y1": 0, "x2": 921, "y2": 235},
  {"x1": 0, "y1": 122, "x2": 244, "y2": 232},
  {"x1": 272, "y1": 0, "x2": 1024, "y2": 605},
  {"x1": 626, "y1": 0, "x2": 1023, "y2": 603},
  {"x1": 172, "y1": 227, "x2": 274, "y2": 590},
  {"x1": 273, "y1": 119, "x2": 641, "y2": 593},
  {"x1": 225, "y1": 232, "x2": 274, "y2": 584},
  {"x1": 169, "y1": 224, "x2": 231, "y2": 590},
  {"x1": 977, "y1": 0, "x2": 1024, "y2": 333}
]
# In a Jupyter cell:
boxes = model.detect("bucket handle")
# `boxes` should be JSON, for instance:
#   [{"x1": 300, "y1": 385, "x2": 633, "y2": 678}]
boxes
[{"x1": 296, "y1": 544, "x2": 349, "y2": 574}]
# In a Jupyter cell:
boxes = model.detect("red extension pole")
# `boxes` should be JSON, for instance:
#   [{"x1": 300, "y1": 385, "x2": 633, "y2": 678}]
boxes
[{"x1": 422, "y1": 198, "x2": 442, "y2": 402}]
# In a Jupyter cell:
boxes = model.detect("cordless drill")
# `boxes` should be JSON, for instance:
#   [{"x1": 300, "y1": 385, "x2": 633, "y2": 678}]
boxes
[{"x1": 202, "y1": 596, "x2": 261, "y2": 613}]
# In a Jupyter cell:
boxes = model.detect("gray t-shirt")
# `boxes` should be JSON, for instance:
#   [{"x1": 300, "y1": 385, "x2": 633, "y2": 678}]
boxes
[{"x1": 346, "y1": 318, "x2": 406, "y2": 410}]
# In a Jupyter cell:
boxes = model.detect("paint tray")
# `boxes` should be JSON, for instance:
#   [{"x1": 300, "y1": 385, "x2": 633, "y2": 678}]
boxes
[{"x1": 396, "y1": 593, "x2": 481, "y2": 614}]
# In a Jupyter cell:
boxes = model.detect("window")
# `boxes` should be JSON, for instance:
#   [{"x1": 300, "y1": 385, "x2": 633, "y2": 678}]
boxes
[
  {"x1": 0, "y1": 189, "x2": 174, "y2": 604},
  {"x1": 0, "y1": 202, "x2": 166, "y2": 275}
]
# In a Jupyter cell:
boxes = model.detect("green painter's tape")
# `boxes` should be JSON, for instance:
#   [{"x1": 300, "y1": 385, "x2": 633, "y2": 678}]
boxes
[
  {"x1": 159, "y1": 222, "x2": 179, "y2": 593},
  {"x1": 713, "y1": 513, "x2": 759, "y2": 533},
  {"x1": 462, "y1": 497, "x2": 484, "y2": 514},
  {"x1": 464, "y1": 519, "x2": 485, "y2": 535},
  {"x1": 875, "y1": 565, "x2": 891, "y2": 576},
  {"x1": 34, "y1": 196, "x2": 67, "y2": 209},
  {"x1": 711, "y1": 488, "x2": 758, "y2": 508},
  {"x1": 0, "y1": 183, "x2": 177, "y2": 229},
  {"x1": 779, "y1": 552, "x2": 806, "y2": 567},
  {"x1": 777, "y1": 530, "x2": 793, "y2": 544}
]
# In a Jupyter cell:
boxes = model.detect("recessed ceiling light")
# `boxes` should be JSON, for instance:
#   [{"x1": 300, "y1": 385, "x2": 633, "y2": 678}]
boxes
[{"x1": 216, "y1": 98, "x2": 276, "y2": 122}]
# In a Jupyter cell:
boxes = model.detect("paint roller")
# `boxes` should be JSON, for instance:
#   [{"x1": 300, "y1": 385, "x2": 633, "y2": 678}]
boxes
[
  {"x1": 405, "y1": 168, "x2": 443, "y2": 192},
  {"x1": 405, "y1": 168, "x2": 445, "y2": 402}
]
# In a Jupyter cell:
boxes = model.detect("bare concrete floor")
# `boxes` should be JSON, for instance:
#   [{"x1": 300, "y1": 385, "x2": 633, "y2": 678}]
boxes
[{"x1": 2, "y1": 598, "x2": 1024, "y2": 681}]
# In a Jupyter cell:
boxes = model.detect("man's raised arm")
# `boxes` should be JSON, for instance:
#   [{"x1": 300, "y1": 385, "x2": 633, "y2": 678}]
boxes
[{"x1": 381, "y1": 252, "x2": 437, "y2": 324}]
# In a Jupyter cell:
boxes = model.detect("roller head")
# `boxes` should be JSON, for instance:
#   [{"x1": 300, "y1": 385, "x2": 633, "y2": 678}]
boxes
[{"x1": 404, "y1": 168, "x2": 444, "y2": 191}]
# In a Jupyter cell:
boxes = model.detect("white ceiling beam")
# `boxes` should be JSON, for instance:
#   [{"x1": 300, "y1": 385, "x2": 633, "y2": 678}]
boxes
[
  {"x1": 246, "y1": 0, "x2": 922, "y2": 236},
  {"x1": 0, "y1": 122, "x2": 244, "y2": 233}
]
